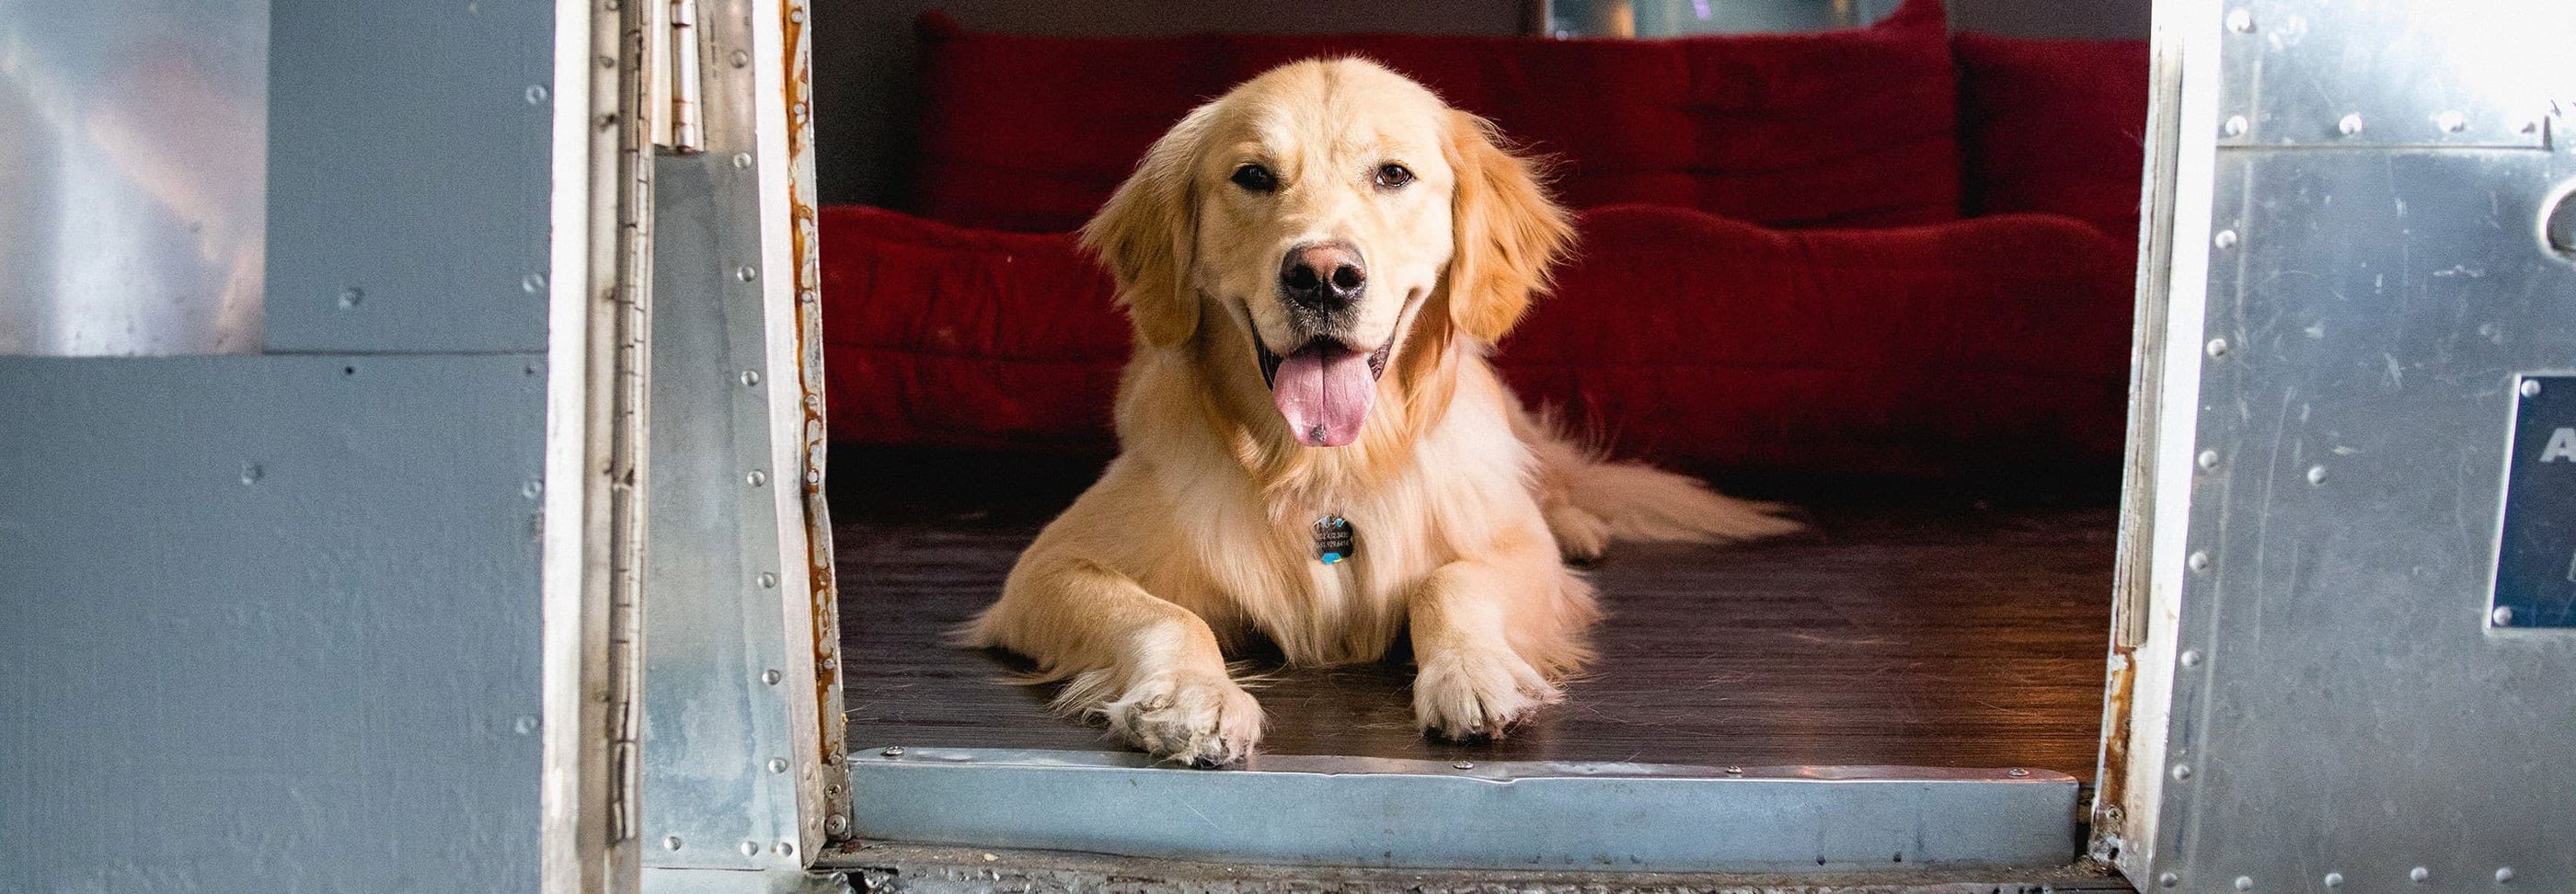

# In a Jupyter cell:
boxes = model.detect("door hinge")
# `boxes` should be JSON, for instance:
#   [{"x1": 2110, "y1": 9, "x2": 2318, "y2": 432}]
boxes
[{"x1": 649, "y1": 0, "x2": 707, "y2": 154}]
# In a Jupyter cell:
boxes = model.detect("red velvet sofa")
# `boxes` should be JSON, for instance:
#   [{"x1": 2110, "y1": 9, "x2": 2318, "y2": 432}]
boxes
[{"x1": 820, "y1": 0, "x2": 2149, "y2": 478}]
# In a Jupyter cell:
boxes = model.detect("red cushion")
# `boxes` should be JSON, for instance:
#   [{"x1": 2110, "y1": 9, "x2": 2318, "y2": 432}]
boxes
[
  {"x1": 821, "y1": 203, "x2": 2132, "y2": 477},
  {"x1": 1954, "y1": 33, "x2": 2150, "y2": 243},
  {"x1": 909, "y1": 0, "x2": 1961, "y2": 234}
]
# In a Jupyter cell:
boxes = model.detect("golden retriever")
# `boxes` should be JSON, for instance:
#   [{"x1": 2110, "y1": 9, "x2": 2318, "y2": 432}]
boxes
[{"x1": 963, "y1": 58, "x2": 1796, "y2": 765}]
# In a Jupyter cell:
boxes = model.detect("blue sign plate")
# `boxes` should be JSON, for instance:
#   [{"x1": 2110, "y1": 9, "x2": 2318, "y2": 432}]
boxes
[{"x1": 2493, "y1": 374, "x2": 2576, "y2": 628}]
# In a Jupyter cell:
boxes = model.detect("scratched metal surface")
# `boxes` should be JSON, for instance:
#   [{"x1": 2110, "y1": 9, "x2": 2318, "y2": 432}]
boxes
[{"x1": 0, "y1": 354, "x2": 547, "y2": 893}]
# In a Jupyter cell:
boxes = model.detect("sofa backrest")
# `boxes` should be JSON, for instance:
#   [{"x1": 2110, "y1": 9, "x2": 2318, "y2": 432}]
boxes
[{"x1": 908, "y1": 0, "x2": 1963, "y2": 234}]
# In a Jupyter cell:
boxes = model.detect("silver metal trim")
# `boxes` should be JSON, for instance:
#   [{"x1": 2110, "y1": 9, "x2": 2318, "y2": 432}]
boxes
[{"x1": 847, "y1": 748, "x2": 2080, "y2": 872}]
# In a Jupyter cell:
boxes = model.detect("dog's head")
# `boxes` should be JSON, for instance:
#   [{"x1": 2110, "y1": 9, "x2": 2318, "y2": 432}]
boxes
[{"x1": 1082, "y1": 58, "x2": 1572, "y2": 449}]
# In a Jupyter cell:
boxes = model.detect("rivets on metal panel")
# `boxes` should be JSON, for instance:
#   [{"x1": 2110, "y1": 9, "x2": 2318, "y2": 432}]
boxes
[
  {"x1": 2197, "y1": 450, "x2": 2220, "y2": 470},
  {"x1": 747, "y1": 469, "x2": 768, "y2": 487},
  {"x1": 338, "y1": 287, "x2": 364, "y2": 308},
  {"x1": 2214, "y1": 229, "x2": 2238, "y2": 250},
  {"x1": 732, "y1": 152, "x2": 753, "y2": 169},
  {"x1": 775, "y1": 841, "x2": 795, "y2": 857},
  {"x1": 2236, "y1": 876, "x2": 2254, "y2": 891},
  {"x1": 2336, "y1": 114, "x2": 2364, "y2": 137},
  {"x1": 736, "y1": 265, "x2": 758, "y2": 281},
  {"x1": 2493, "y1": 606, "x2": 2517, "y2": 625},
  {"x1": 738, "y1": 841, "x2": 761, "y2": 857},
  {"x1": 598, "y1": 55, "x2": 616, "y2": 70},
  {"x1": 761, "y1": 669, "x2": 783, "y2": 685},
  {"x1": 2305, "y1": 464, "x2": 2329, "y2": 485},
  {"x1": 2205, "y1": 338, "x2": 2231, "y2": 358},
  {"x1": 2411, "y1": 867, "x2": 2431, "y2": 884},
  {"x1": 2223, "y1": 116, "x2": 2248, "y2": 138},
  {"x1": 1453, "y1": 762, "x2": 1475, "y2": 770},
  {"x1": 757, "y1": 572, "x2": 778, "y2": 589},
  {"x1": 767, "y1": 757, "x2": 789, "y2": 774},
  {"x1": 2170, "y1": 762, "x2": 2193, "y2": 781},
  {"x1": 2324, "y1": 872, "x2": 2344, "y2": 888},
  {"x1": 1724, "y1": 764, "x2": 1743, "y2": 775},
  {"x1": 2496, "y1": 866, "x2": 2516, "y2": 884},
  {"x1": 788, "y1": 6, "x2": 806, "y2": 23},
  {"x1": 2522, "y1": 379, "x2": 2543, "y2": 398},
  {"x1": 2158, "y1": 873, "x2": 2179, "y2": 888},
  {"x1": 741, "y1": 370, "x2": 762, "y2": 386},
  {"x1": 2189, "y1": 551, "x2": 2211, "y2": 572},
  {"x1": 881, "y1": 746, "x2": 905, "y2": 757},
  {"x1": 2224, "y1": 8, "x2": 2252, "y2": 31},
  {"x1": 822, "y1": 656, "x2": 838, "y2": 670},
  {"x1": 826, "y1": 815, "x2": 850, "y2": 835},
  {"x1": 2436, "y1": 111, "x2": 2467, "y2": 133},
  {"x1": 522, "y1": 479, "x2": 543, "y2": 499},
  {"x1": 523, "y1": 273, "x2": 547, "y2": 293},
  {"x1": 513, "y1": 715, "x2": 539, "y2": 735},
  {"x1": 730, "y1": 49, "x2": 751, "y2": 68},
  {"x1": 239, "y1": 464, "x2": 264, "y2": 486},
  {"x1": 662, "y1": 835, "x2": 683, "y2": 851},
  {"x1": 792, "y1": 103, "x2": 810, "y2": 120},
  {"x1": 525, "y1": 84, "x2": 549, "y2": 106},
  {"x1": 2179, "y1": 648, "x2": 2202, "y2": 667}
]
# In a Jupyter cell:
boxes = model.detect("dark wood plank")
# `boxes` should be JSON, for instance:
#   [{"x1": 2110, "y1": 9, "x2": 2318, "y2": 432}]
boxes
[{"x1": 834, "y1": 462, "x2": 2116, "y2": 778}]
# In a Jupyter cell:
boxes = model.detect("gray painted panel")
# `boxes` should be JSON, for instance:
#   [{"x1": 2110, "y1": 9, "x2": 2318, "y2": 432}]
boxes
[
  {"x1": 2154, "y1": 148, "x2": 2576, "y2": 889},
  {"x1": 0, "y1": 354, "x2": 548, "y2": 892},
  {"x1": 263, "y1": 0, "x2": 553, "y2": 353}
]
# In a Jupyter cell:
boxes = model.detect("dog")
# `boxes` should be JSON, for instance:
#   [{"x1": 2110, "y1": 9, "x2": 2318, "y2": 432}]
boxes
[{"x1": 962, "y1": 58, "x2": 1797, "y2": 766}]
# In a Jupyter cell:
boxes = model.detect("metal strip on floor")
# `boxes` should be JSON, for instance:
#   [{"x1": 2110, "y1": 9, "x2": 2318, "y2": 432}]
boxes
[{"x1": 846, "y1": 748, "x2": 2079, "y2": 872}]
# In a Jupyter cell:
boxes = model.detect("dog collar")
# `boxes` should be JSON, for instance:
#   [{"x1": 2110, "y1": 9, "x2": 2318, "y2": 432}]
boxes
[{"x1": 1313, "y1": 514, "x2": 1354, "y2": 564}]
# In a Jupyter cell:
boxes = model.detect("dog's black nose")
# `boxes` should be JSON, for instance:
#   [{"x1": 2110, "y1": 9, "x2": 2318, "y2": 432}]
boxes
[{"x1": 1279, "y1": 241, "x2": 1365, "y2": 312}]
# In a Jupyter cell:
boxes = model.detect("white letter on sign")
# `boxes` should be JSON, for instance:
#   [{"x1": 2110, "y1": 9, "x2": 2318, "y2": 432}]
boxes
[{"x1": 2543, "y1": 428, "x2": 2576, "y2": 463}]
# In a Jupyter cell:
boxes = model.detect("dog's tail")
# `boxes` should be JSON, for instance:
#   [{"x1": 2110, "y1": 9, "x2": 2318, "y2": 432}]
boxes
[{"x1": 1515, "y1": 406, "x2": 1804, "y2": 561}]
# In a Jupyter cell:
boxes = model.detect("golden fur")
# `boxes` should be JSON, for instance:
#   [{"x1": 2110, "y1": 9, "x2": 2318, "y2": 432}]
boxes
[{"x1": 963, "y1": 59, "x2": 1798, "y2": 765}]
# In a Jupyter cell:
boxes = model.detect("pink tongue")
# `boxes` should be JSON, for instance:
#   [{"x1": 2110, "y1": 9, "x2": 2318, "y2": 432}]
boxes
[{"x1": 1271, "y1": 343, "x2": 1376, "y2": 447}]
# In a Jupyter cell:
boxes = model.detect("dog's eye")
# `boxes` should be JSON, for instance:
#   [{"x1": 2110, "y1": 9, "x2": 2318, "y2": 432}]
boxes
[
  {"x1": 1231, "y1": 164, "x2": 1278, "y2": 193},
  {"x1": 1374, "y1": 163, "x2": 1415, "y2": 189}
]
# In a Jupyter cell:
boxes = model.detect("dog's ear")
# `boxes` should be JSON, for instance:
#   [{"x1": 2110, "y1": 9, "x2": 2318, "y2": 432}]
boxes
[
  {"x1": 1081, "y1": 106, "x2": 1215, "y2": 349},
  {"x1": 1441, "y1": 109, "x2": 1574, "y2": 345}
]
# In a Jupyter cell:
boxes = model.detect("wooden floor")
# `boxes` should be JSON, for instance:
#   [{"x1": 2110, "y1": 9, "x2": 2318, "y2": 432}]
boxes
[{"x1": 833, "y1": 453, "x2": 2117, "y2": 779}]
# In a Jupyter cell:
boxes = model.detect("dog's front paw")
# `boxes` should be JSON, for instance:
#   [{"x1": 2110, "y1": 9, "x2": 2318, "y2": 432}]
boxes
[
  {"x1": 1412, "y1": 646, "x2": 1560, "y2": 741},
  {"x1": 1103, "y1": 671, "x2": 1263, "y2": 767}
]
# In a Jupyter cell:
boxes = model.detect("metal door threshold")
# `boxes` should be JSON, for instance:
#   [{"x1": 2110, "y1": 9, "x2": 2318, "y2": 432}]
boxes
[{"x1": 845, "y1": 747, "x2": 2079, "y2": 872}]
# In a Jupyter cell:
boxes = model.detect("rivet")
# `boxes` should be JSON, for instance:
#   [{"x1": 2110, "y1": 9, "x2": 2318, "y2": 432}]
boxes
[
  {"x1": 2171, "y1": 762, "x2": 2193, "y2": 781},
  {"x1": 512, "y1": 715, "x2": 539, "y2": 735},
  {"x1": 732, "y1": 152, "x2": 753, "y2": 169},
  {"x1": 2236, "y1": 877, "x2": 2254, "y2": 891},
  {"x1": 881, "y1": 746, "x2": 905, "y2": 757},
  {"x1": 2223, "y1": 116, "x2": 2249, "y2": 138},
  {"x1": 1724, "y1": 765, "x2": 1743, "y2": 774},
  {"x1": 599, "y1": 54, "x2": 616, "y2": 69},
  {"x1": 775, "y1": 841, "x2": 795, "y2": 857},
  {"x1": 523, "y1": 479, "x2": 543, "y2": 499},
  {"x1": 790, "y1": 102, "x2": 809, "y2": 120},
  {"x1": 2189, "y1": 551, "x2": 2212, "y2": 572},
  {"x1": 1453, "y1": 762, "x2": 1475, "y2": 770},
  {"x1": 788, "y1": 6, "x2": 806, "y2": 23},
  {"x1": 2337, "y1": 113, "x2": 2364, "y2": 136},
  {"x1": 738, "y1": 841, "x2": 760, "y2": 857},
  {"x1": 741, "y1": 371, "x2": 762, "y2": 386},
  {"x1": 756, "y1": 572, "x2": 777, "y2": 589},
  {"x1": 523, "y1": 273, "x2": 547, "y2": 293},
  {"x1": 338, "y1": 287, "x2": 364, "y2": 308},
  {"x1": 768, "y1": 757, "x2": 790, "y2": 774},
  {"x1": 2306, "y1": 464, "x2": 2329, "y2": 485},
  {"x1": 2214, "y1": 229, "x2": 2239, "y2": 249},
  {"x1": 2492, "y1": 606, "x2": 2516, "y2": 626},
  {"x1": 2521, "y1": 379, "x2": 2542, "y2": 398},
  {"x1": 662, "y1": 835, "x2": 684, "y2": 851},
  {"x1": 239, "y1": 463, "x2": 264, "y2": 486},
  {"x1": 2411, "y1": 867, "x2": 2431, "y2": 884},
  {"x1": 2225, "y1": 8, "x2": 2253, "y2": 31},
  {"x1": 826, "y1": 815, "x2": 850, "y2": 835},
  {"x1": 730, "y1": 49, "x2": 751, "y2": 68},
  {"x1": 2198, "y1": 450, "x2": 2220, "y2": 469},
  {"x1": 2159, "y1": 873, "x2": 2180, "y2": 888},
  {"x1": 747, "y1": 469, "x2": 767, "y2": 487},
  {"x1": 2179, "y1": 648, "x2": 2202, "y2": 667},
  {"x1": 2007, "y1": 767, "x2": 2030, "y2": 777},
  {"x1": 821, "y1": 656, "x2": 837, "y2": 670},
  {"x1": 2206, "y1": 337, "x2": 2231, "y2": 358},
  {"x1": 525, "y1": 84, "x2": 549, "y2": 105},
  {"x1": 761, "y1": 669, "x2": 783, "y2": 684},
  {"x1": 736, "y1": 265, "x2": 758, "y2": 281},
  {"x1": 2496, "y1": 867, "x2": 2516, "y2": 884},
  {"x1": 2437, "y1": 111, "x2": 2467, "y2": 133},
  {"x1": 2324, "y1": 872, "x2": 2344, "y2": 888}
]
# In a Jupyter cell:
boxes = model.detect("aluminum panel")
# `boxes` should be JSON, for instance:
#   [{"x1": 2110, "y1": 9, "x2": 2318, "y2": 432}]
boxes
[
  {"x1": 0, "y1": 0, "x2": 268, "y2": 355},
  {"x1": 849, "y1": 749, "x2": 2080, "y2": 871},
  {"x1": 2215, "y1": 0, "x2": 2570, "y2": 148},
  {"x1": 2153, "y1": 148, "x2": 2576, "y2": 890},
  {"x1": 262, "y1": 0, "x2": 553, "y2": 352},
  {"x1": 0, "y1": 354, "x2": 547, "y2": 893}
]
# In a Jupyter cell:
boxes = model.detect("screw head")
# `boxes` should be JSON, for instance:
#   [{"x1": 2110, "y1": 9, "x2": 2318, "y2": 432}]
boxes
[
  {"x1": 2492, "y1": 606, "x2": 2517, "y2": 626},
  {"x1": 2338, "y1": 113, "x2": 2365, "y2": 136},
  {"x1": 2223, "y1": 116, "x2": 2249, "y2": 137},
  {"x1": 2214, "y1": 229, "x2": 2239, "y2": 249},
  {"x1": 825, "y1": 815, "x2": 850, "y2": 835},
  {"x1": 881, "y1": 746, "x2": 905, "y2": 757},
  {"x1": 2522, "y1": 379, "x2": 2542, "y2": 398}
]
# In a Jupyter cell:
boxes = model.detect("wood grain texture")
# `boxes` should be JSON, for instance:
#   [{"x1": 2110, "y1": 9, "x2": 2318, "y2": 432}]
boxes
[{"x1": 834, "y1": 460, "x2": 2115, "y2": 779}]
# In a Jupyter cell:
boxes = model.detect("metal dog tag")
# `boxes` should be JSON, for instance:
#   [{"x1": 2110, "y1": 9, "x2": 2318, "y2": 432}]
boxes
[{"x1": 1314, "y1": 514, "x2": 1354, "y2": 565}]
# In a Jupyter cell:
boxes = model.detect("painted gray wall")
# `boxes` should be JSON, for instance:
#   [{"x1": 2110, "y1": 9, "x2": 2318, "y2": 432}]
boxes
[{"x1": 811, "y1": 0, "x2": 2151, "y2": 206}]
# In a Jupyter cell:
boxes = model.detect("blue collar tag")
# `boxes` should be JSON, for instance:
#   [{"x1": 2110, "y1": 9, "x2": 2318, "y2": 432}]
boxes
[{"x1": 1314, "y1": 514, "x2": 1353, "y2": 565}]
